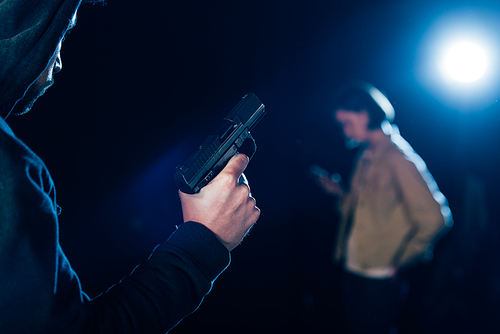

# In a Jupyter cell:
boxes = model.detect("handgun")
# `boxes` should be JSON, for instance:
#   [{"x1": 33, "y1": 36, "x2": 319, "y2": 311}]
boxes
[{"x1": 174, "y1": 93, "x2": 265, "y2": 194}]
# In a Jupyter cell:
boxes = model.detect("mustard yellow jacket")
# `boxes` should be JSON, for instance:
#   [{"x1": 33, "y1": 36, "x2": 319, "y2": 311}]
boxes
[{"x1": 334, "y1": 127, "x2": 452, "y2": 270}]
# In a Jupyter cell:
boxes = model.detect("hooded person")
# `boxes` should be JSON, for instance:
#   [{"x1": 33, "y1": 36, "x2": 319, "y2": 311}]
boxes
[{"x1": 0, "y1": 1, "x2": 260, "y2": 333}]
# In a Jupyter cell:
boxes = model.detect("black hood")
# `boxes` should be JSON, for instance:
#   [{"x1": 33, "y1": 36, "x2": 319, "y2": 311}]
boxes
[{"x1": 0, "y1": 0, "x2": 82, "y2": 118}]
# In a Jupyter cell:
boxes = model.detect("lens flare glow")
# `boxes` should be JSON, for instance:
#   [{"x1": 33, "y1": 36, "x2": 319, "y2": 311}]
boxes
[{"x1": 445, "y1": 42, "x2": 487, "y2": 82}]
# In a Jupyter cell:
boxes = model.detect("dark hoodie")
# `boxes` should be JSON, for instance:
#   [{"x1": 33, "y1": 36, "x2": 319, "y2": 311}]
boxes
[{"x1": 0, "y1": 1, "x2": 230, "y2": 333}]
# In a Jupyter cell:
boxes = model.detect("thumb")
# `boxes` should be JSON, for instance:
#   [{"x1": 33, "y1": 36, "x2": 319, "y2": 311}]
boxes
[{"x1": 221, "y1": 154, "x2": 249, "y2": 180}]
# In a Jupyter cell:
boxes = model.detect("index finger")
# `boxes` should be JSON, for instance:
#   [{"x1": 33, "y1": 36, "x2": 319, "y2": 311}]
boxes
[{"x1": 220, "y1": 154, "x2": 249, "y2": 179}]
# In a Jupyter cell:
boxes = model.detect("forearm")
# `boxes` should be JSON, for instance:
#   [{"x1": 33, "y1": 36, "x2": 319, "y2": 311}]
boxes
[{"x1": 79, "y1": 222, "x2": 230, "y2": 334}]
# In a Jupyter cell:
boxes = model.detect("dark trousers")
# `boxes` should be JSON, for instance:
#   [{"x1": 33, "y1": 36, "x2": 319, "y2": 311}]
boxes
[{"x1": 340, "y1": 270, "x2": 408, "y2": 334}]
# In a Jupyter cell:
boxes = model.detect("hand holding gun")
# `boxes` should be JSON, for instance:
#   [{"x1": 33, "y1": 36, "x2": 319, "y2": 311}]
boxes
[{"x1": 175, "y1": 93, "x2": 265, "y2": 251}]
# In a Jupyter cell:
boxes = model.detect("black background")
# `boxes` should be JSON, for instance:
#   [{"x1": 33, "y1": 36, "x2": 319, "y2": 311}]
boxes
[{"x1": 7, "y1": 0, "x2": 500, "y2": 332}]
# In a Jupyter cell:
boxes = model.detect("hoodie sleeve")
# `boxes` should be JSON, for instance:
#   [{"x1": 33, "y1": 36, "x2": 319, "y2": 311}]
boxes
[
  {"x1": 0, "y1": 119, "x2": 230, "y2": 334},
  {"x1": 76, "y1": 222, "x2": 230, "y2": 334}
]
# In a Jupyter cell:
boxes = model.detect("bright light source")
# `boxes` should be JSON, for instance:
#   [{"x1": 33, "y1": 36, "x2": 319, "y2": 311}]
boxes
[
  {"x1": 445, "y1": 42, "x2": 487, "y2": 82},
  {"x1": 415, "y1": 8, "x2": 500, "y2": 112}
]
